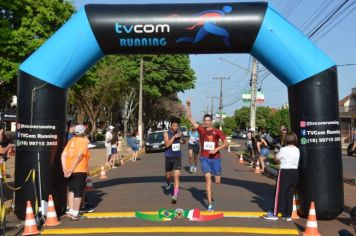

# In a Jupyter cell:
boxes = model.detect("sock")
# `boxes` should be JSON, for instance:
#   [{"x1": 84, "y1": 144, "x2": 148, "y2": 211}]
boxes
[
  {"x1": 69, "y1": 209, "x2": 74, "y2": 215},
  {"x1": 72, "y1": 210, "x2": 79, "y2": 217},
  {"x1": 174, "y1": 187, "x2": 179, "y2": 196}
]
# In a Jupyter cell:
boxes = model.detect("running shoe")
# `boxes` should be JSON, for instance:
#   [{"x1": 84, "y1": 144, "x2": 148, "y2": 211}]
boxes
[
  {"x1": 207, "y1": 203, "x2": 214, "y2": 211},
  {"x1": 165, "y1": 183, "x2": 172, "y2": 191},
  {"x1": 189, "y1": 166, "x2": 194, "y2": 174},
  {"x1": 70, "y1": 214, "x2": 87, "y2": 221},
  {"x1": 263, "y1": 211, "x2": 278, "y2": 220},
  {"x1": 80, "y1": 205, "x2": 96, "y2": 213},
  {"x1": 282, "y1": 217, "x2": 292, "y2": 222},
  {"x1": 193, "y1": 166, "x2": 197, "y2": 173},
  {"x1": 171, "y1": 195, "x2": 177, "y2": 204}
]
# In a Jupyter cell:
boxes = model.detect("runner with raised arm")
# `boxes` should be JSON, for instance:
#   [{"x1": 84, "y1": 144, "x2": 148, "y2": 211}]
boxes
[{"x1": 185, "y1": 98, "x2": 228, "y2": 211}]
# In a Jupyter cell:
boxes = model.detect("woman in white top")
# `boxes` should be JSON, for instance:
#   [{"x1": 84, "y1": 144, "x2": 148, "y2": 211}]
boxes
[{"x1": 264, "y1": 132, "x2": 300, "y2": 221}]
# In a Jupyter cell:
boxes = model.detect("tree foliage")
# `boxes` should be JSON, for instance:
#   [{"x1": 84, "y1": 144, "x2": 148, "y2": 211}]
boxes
[
  {"x1": 221, "y1": 116, "x2": 236, "y2": 135},
  {"x1": 233, "y1": 106, "x2": 290, "y2": 136},
  {"x1": 0, "y1": 0, "x2": 74, "y2": 109},
  {"x1": 68, "y1": 54, "x2": 196, "y2": 138}
]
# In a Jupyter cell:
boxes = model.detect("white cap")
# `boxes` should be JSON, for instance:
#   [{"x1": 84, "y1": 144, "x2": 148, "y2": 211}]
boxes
[
  {"x1": 74, "y1": 125, "x2": 86, "y2": 135},
  {"x1": 108, "y1": 125, "x2": 115, "y2": 130}
]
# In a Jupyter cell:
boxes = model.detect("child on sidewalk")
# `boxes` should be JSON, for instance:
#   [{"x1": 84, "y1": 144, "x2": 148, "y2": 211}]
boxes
[{"x1": 263, "y1": 132, "x2": 300, "y2": 221}]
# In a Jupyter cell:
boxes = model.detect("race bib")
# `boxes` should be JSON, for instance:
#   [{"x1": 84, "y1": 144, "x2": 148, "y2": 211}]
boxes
[
  {"x1": 189, "y1": 137, "x2": 196, "y2": 144},
  {"x1": 172, "y1": 143, "x2": 181, "y2": 151},
  {"x1": 203, "y1": 141, "x2": 215, "y2": 151}
]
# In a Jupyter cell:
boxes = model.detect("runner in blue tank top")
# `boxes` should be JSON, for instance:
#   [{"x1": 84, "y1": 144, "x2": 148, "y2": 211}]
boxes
[{"x1": 164, "y1": 117, "x2": 186, "y2": 204}]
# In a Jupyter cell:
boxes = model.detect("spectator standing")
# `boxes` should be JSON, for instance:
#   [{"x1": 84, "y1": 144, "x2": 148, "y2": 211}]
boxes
[
  {"x1": 61, "y1": 125, "x2": 90, "y2": 220},
  {"x1": 117, "y1": 132, "x2": 124, "y2": 165},
  {"x1": 263, "y1": 132, "x2": 300, "y2": 221},
  {"x1": 128, "y1": 131, "x2": 139, "y2": 162},
  {"x1": 246, "y1": 129, "x2": 256, "y2": 167},
  {"x1": 105, "y1": 125, "x2": 115, "y2": 165},
  {"x1": 186, "y1": 98, "x2": 228, "y2": 211},
  {"x1": 255, "y1": 135, "x2": 269, "y2": 172},
  {"x1": 109, "y1": 129, "x2": 119, "y2": 168},
  {"x1": 66, "y1": 123, "x2": 76, "y2": 142},
  {"x1": 0, "y1": 124, "x2": 14, "y2": 160}
]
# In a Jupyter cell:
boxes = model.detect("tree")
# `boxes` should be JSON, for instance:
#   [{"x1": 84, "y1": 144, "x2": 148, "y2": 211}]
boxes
[
  {"x1": 256, "y1": 106, "x2": 274, "y2": 131},
  {"x1": 233, "y1": 106, "x2": 290, "y2": 137},
  {"x1": 222, "y1": 116, "x2": 236, "y2": 135},
  {"x1": 234, "y1": 107, "x2": 250, "y2": 130},
  {"x1": 67, "y1": 54, "x2": 196, "y2": 139},
  {"x1": 0, "y1": 0, "x2": 75, "y2": 109}
]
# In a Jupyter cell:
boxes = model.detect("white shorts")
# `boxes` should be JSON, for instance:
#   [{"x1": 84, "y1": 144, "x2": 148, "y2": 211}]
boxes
[{"x1": 105, "y1": 144, "x2": 112, "y2": 155}]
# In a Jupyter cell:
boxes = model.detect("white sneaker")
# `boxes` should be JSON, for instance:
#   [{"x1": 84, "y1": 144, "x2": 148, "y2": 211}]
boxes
[
  {"x1": 87, "y1": 143, "x2": 96, "y2": 149},
  {"x1": 193, "y1": 166, "x2": 197, "y2": 173}
]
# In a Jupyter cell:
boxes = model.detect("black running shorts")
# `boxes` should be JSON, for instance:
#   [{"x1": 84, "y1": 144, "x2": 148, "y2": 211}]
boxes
[{"x1": 165, "y1": 156, "x2": 182, "y2": 172}]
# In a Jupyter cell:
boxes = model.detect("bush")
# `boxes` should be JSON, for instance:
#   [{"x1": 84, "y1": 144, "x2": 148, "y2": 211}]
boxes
[{"x1": 96, "y1": 133, "x2": 105, "y2": 141}]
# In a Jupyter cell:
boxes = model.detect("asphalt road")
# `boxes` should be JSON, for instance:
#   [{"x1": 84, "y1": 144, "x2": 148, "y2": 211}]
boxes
[{"x1": 5, "y1": 143, "x2": 356, "y2": 235}]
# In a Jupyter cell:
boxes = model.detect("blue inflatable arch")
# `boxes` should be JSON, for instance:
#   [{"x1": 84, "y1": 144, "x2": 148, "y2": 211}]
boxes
[{"x1": 16, "y1": 2, "x2": 343, "y2": 220}]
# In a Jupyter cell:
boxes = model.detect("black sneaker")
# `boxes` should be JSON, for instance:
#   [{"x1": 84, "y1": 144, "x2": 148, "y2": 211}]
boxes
[{"x1": 80, "y1": 205, "x2": 96, "y2": 213}]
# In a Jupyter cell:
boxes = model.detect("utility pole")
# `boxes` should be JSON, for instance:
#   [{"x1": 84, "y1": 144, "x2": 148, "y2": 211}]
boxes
[
  {"x1": 207, "y1": 95, "x2": 218, "y2": 117},
  {"x1": 249, "y1": 58, "x2": 258, "y2": 132},
  {"x1": 138, "y1": 57, "x2": 143, "y2": 148},
  {"x1": 213, "y1": 76, "x2": 230, "y2": 130}
]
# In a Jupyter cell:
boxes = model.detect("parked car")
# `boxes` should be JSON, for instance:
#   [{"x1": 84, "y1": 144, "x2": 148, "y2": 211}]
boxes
[
  {"x1": 145, "y1": 131, "x2": 165, "y2": 153},
  {"x1": 231, "y1": 132, "x2": 246, "y2": 139}
]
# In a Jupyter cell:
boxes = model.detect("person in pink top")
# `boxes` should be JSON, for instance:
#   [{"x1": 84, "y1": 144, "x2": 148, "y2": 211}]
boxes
[{"x1": 185, "y1": 98, "x2": 228, "y2": 211}]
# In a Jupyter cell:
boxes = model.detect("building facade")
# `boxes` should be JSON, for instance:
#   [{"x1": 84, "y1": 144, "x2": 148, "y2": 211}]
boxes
[{"x1": 340, "y1": 87, "x2": 356, "y2": 147}]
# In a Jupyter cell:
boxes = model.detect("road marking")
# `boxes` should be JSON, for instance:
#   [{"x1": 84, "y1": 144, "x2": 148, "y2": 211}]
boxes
[
  {"x1": 83, "y1": 211, "x2": 266, "y2": 218},
  {"x1": 42, "y1": 226, "x2": 299, "y2": 235}
]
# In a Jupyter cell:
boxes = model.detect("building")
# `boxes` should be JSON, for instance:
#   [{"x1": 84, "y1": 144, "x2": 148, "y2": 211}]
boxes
[{"x1": 340, "y1": 87, "x2": 356, "y2": 147}]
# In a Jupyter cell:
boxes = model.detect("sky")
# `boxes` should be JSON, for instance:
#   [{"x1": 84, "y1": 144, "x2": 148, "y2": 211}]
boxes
[{"x1": 74, "y1": 0, "x2": 356, "y2": 121}]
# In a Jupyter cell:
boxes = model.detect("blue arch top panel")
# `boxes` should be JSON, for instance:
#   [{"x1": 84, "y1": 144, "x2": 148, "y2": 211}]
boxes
[
  {"x1": 251, "y1": 6, "x2": 335, "y2": 86},
  {"x1": 20, "y1": 8, "x2": 104, "y2": 89}
]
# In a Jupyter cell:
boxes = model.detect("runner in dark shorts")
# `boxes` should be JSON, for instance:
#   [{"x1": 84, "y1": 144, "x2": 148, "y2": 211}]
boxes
[{"x1": 164, "y1": 117, "x2": 186, "y2": 204}]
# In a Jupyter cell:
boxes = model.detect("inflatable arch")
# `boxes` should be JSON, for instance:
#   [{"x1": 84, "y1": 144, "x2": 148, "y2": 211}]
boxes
[{"x1": 16, "y1": 2, "x2": 343, "y2": 220}]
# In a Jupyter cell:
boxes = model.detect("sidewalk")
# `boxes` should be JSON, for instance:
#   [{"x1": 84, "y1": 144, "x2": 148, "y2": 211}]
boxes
[{"x1": 2, "y1": 143, "x2": 137, "y2": 213}]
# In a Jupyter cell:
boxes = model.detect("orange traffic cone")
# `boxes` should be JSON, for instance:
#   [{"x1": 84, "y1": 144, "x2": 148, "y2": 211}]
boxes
[
  {"x1": 291, "y1": 194, "x2": 300, "y2": 219},
  {"x1": 85, "y1": 177, "x2": 94, "y2": 191},
  {"x1": 254, "y1": 159, "x2": 261, "y2": 174},
  {"x1": 303, "y1": 201, "x2": 321, "y2": 236},
  {"x1": 23, "y1": 201, "x2": 39, "y2": 235},
  {"x1": 239, "y1": 153, "x2": 244, "y2": 164},
  {"x1": 44, "y1": 195, "x2": 60, "y2": 226},
  {"x1": 99, "y1": 165, "x2": 107, "y2": 179}
]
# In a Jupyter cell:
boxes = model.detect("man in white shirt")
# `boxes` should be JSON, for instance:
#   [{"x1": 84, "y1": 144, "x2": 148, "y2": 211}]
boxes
[{"x1": 105, "y1": 125, "x2": 115, "y2": 164}]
